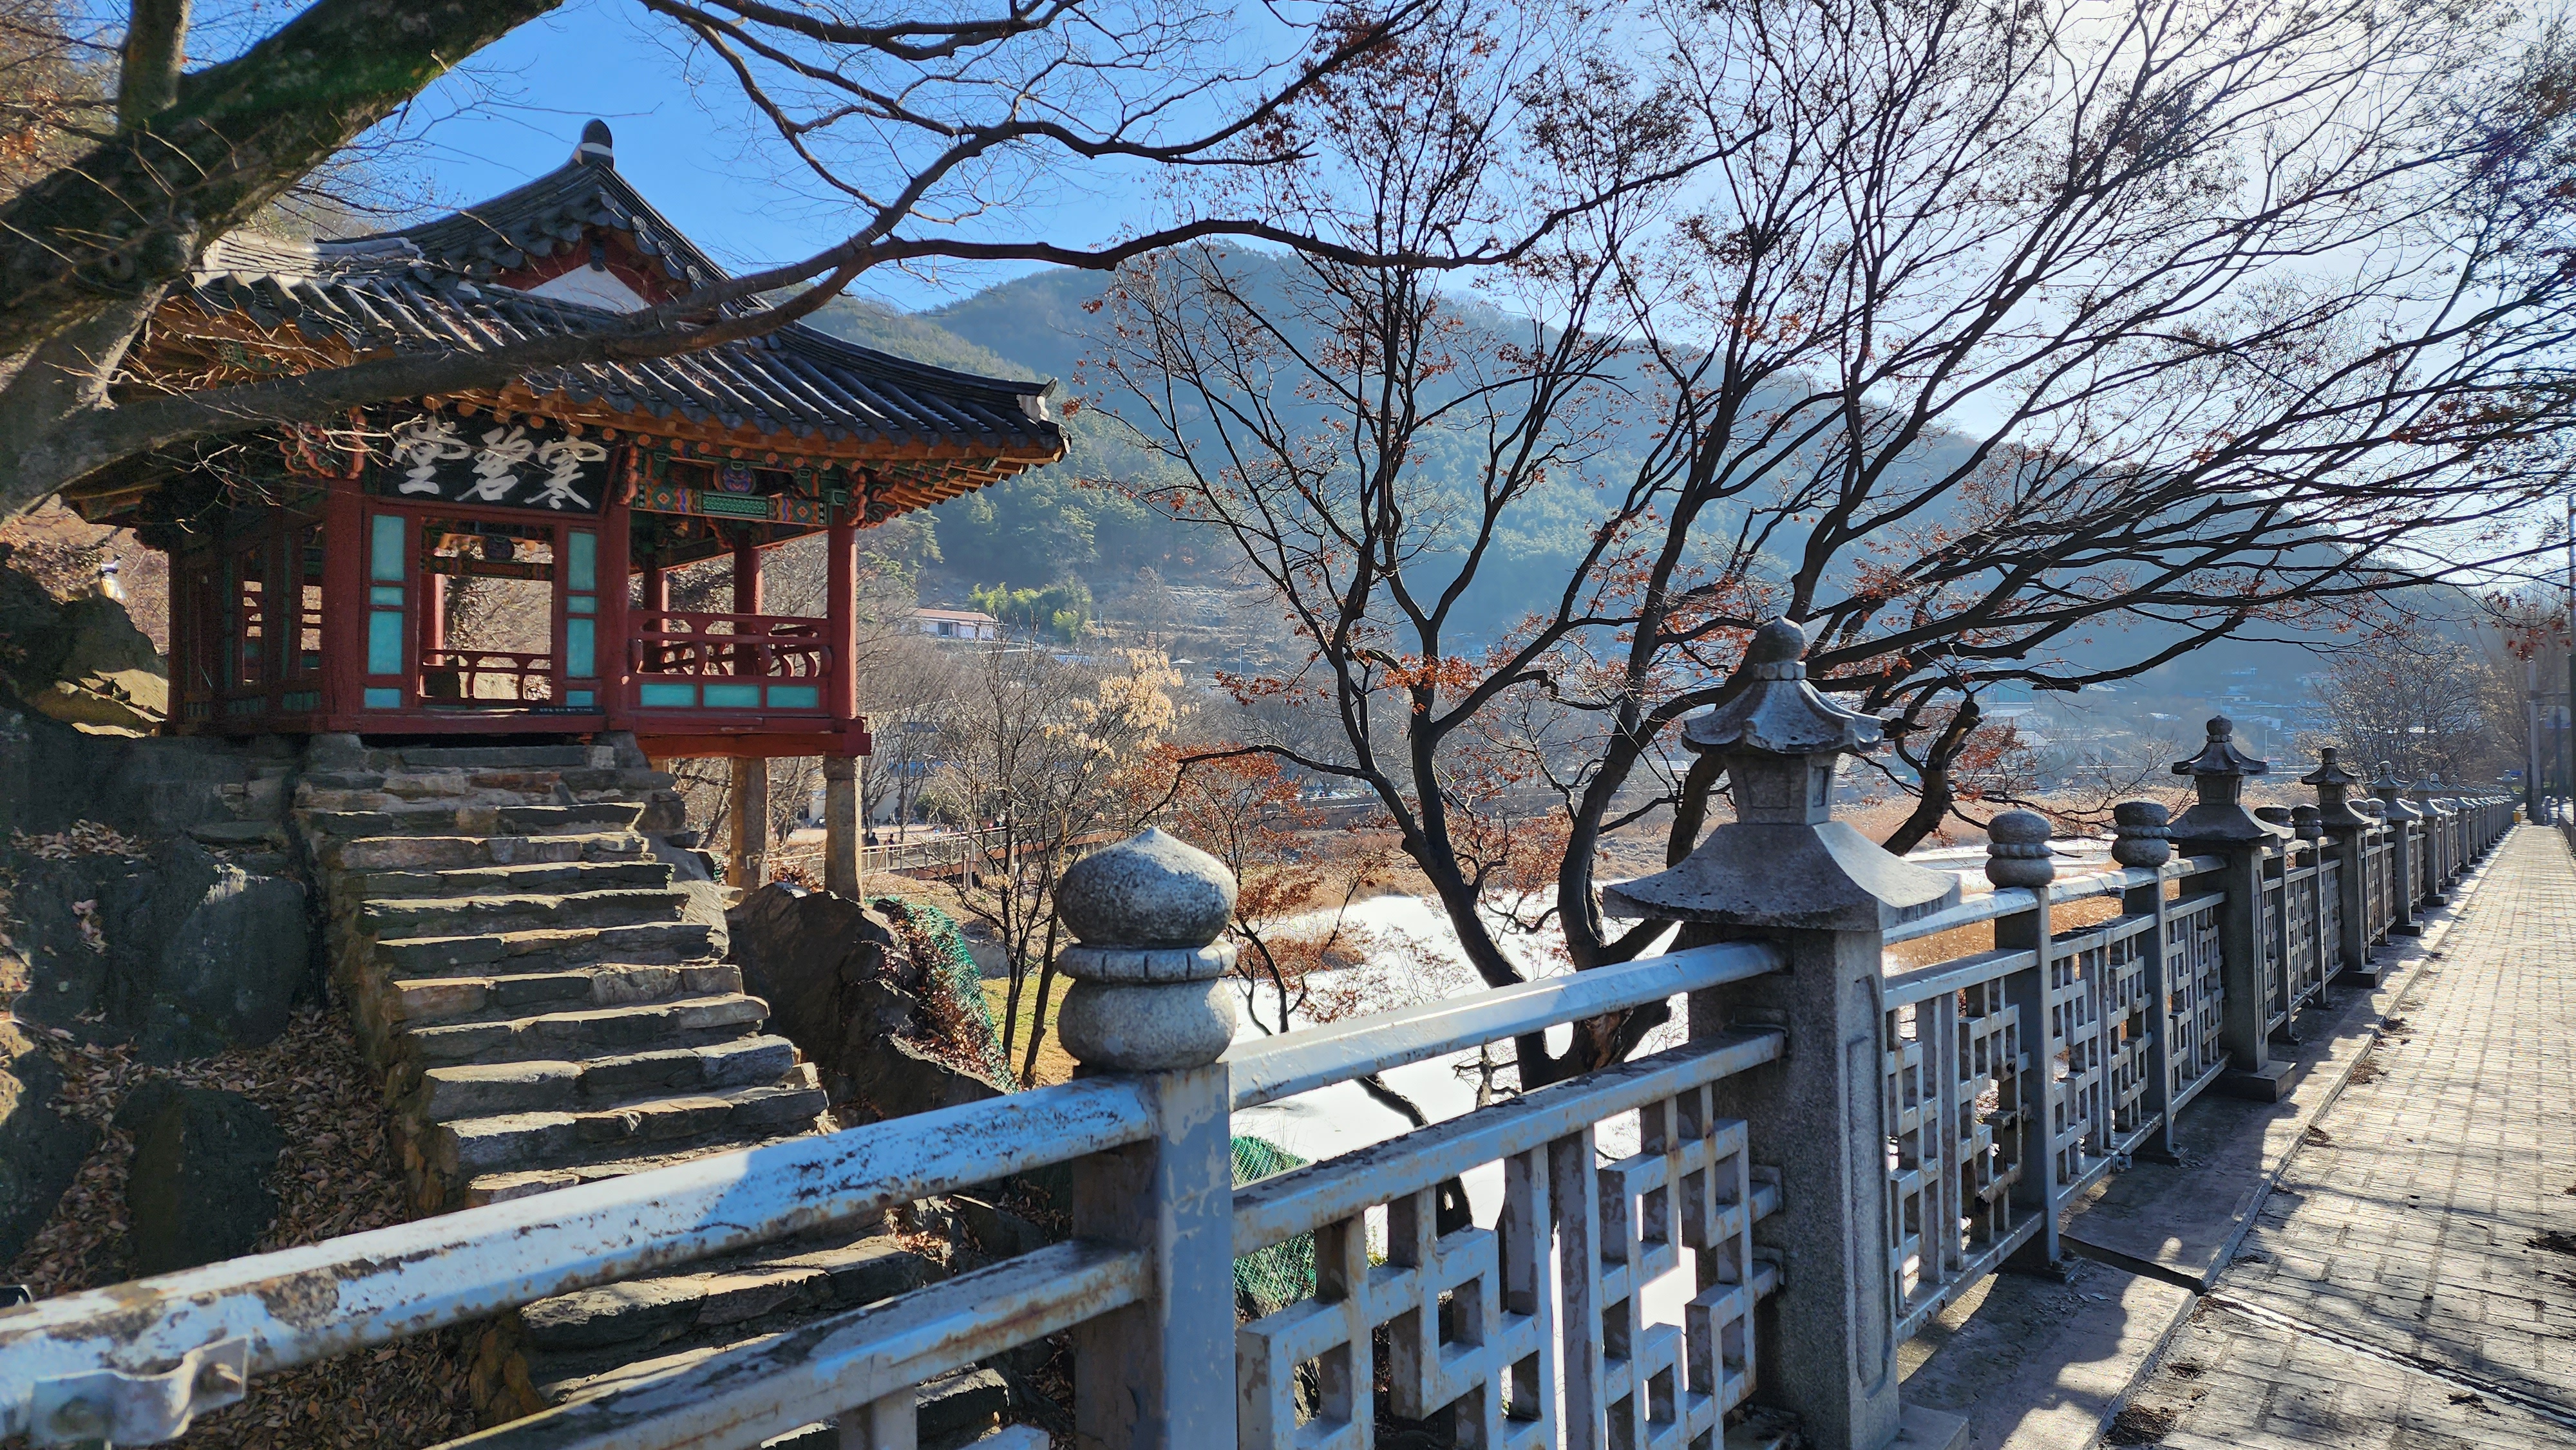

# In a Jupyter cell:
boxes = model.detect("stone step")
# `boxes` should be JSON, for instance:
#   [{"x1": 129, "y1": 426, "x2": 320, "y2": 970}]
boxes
[
  {"x1": 513, "y1": 1233, "x2": 934, "y2": 1368},
  {"x1": 397, "y1": 993, "x2": 771, "y2": 1071},
  {"x1": 359, "y1": 887, "x2": 688, "y2": 940},
  {"x1": 348, "y1": 858, "x2": 676, "y2": 902},
  {"x1": 427, "y1": 1077, "x2": 829, "y2": 1180},
  {"x1": 394, "y1": 744, "x2": 600, "y2": 769},
  {"x1": 370, "y1": 919, "x2": 719, "y2": 979},
  {"x1": 413, "y1": 1035, "x2": 803, "y2": 1121},
  {"x1": 321, "y1": 831, "x2": 649, "y2": 873},
  {"x1": 300, "y1": 766, "x2": 679, "y2": 813},
  {"x1": 464, "y1": 1132, "x2": 821, "y2": 1207},
  {"x1": 382, "y1": 961, "x2": 746, "y2": 1031},
  {"x1": 301, "y1": 801, "x2": 644, "y2": 840}
]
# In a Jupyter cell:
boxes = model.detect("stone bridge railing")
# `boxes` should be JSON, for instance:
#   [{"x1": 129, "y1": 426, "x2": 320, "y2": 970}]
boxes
[{"x1": 0, "y1": 623, "x2": 2514, "y2": 1450}]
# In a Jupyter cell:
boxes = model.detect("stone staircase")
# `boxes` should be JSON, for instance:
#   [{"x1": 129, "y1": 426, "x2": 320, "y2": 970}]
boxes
[{"x1": 291, "y1": 736, "x2": 992, "y2": 1435}]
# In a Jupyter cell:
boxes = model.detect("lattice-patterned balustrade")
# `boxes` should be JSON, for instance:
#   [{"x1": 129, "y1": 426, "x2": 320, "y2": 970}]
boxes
[
  {"x1": 1233, "y1": 1031, "x2": 1781, "y2": 1450},
  {"x1": 2166, "y1": 888, "x2": 2229, "y2": 1107}
]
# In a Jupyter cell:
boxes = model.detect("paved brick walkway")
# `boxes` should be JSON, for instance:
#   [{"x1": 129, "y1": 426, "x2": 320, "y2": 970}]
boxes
[{"x1": 2117, "y1": 825, "x2": 2576, "y2": 1449}]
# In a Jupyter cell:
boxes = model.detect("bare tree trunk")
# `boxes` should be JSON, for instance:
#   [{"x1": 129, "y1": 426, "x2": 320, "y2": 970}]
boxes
[{"x1": 1880, "y1": 698, "x2": 1983, "y2": 856}]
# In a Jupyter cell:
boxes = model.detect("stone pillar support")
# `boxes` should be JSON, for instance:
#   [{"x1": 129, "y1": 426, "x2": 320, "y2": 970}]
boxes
[
  {"x1": 822, "y1": 755, "x2": 862, "y2": 898},
  {"x1": 1050, "y1": 829, "x2": 1240, "y2": 1450},
  {"x1": 2374, "y1": 763, "x2": 2425, "y2": 935},
  {"x1": 728, "y1": 755, "x2": 769, "y2": 889},
  {"x1": 1603, "y1": 619, "x2": 1962, "y2": 1450},
  {"x1": 2164, "y1": 716, "x2": 2287, "y2": 1100},
  {"x1": 2114, "y1": 802, "x2": 2179, "y2": 1160},
  {"x1": 2303, "y1": 748, "x2": 2374, "y2": 982},
  {"x1": 1985, "y1": 811, "x2": 2063, "y2": 1268}
]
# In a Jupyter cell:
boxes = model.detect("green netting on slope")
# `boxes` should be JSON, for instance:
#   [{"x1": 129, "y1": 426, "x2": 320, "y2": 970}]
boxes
[
  {"x1": 1233, "y1": 1135, "x2": 1316, "y2": 1317},
  {"x1": 870, "y1": 894, "x2": 1011, "y2": 1088}
]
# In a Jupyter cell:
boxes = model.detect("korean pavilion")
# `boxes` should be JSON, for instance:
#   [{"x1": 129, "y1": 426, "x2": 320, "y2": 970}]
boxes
[{"x1": 57, "y1": 121, "x2": 1063, "y2": 885}]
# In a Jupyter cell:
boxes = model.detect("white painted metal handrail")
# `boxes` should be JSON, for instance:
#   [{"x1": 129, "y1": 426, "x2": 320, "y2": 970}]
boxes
[
  {"x1": 434, "y1": 1242, "x2": 1147, "y2": 1450},
  {"x1": 1224, "y1": 939, "x2": 1785, "y2": 1109},
  {"x1": 0, "y1": 1080, "x2": 1157, "y2": 1444}
]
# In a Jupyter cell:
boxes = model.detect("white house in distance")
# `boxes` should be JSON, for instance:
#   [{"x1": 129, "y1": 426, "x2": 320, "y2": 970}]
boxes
[{"x1": 913, "y1": 607, "x2": 1001, "y2": 642}]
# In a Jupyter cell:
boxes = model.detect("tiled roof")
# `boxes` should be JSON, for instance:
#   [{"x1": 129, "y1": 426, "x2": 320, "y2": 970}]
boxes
[
  {"x1": 333, "y1": 137, "x2": 729, "y2": 292},
  {"x1": 163, "y1": 141, "x2": 1063, "y2": 462}
]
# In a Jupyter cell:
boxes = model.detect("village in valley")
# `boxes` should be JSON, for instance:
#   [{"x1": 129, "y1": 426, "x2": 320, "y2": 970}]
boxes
[{"x1": 1, "y1": 1, "x2": 2574, "y2": 1447}]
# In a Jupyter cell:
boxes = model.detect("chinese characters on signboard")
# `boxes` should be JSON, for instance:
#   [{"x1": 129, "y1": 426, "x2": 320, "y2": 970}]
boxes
[{"x1": 379, "y1": 413, "x2": 612, "y2": 513}]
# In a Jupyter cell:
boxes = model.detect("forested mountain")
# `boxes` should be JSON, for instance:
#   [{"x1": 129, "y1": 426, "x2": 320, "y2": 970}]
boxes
[{"x1": 811, "y1": 262, "x2": 2413, "y2": 728}]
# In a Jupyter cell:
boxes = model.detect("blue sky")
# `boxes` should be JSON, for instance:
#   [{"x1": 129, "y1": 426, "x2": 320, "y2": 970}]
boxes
[{"x1": 370, "y1": 0, "x2": 1117, "y2": 311}]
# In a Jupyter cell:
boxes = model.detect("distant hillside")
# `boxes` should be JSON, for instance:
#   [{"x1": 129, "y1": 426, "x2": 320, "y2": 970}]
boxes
[
  {"x1": 824, "y1": 269, "x2": 2388, "y2": 728},
  {"x1": 809, "y1": 296, "x2": 1193, "y2": 596}
]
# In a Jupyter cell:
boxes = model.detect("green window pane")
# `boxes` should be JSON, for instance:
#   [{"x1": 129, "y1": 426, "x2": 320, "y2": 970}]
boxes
[
  {"x1": 565, "y1": 617, "x2": 596, "y2": 679},
  {"x1": 565, "y1": 690, "x2": 596, "y2": 708},
  {"x1": 366, "y1": 610, "x2": 405, "y2": 674},
  {"x1": 567, "y1": 532, "x2": 596, "y2": 592},
  {"x1": 363, "y1": 687, "x2": 401, "y2": 709},
  {"x1": 370, "y1": 585, "x2": 404, "y2": 605},
  {"x1": 766, "y1": 684, "x2": 819, "y2": 710},
  {"x1": 567, "y1": 595, "x2": 595, "y2": 614},
  {"x1": 370, "y1": 514, "x2": 405, "y2": 581},
  {"x1": 638, "y1": 681, "x2": 696, "y2": 707},
  {"x1": 703, "y1": 683, "x2": 761, "y2": 709}
]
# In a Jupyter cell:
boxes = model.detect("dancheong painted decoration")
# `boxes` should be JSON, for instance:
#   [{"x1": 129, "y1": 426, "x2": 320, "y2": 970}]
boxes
[{"x1": 58, "y1": 118, "x2": 1065, "y2": 761}]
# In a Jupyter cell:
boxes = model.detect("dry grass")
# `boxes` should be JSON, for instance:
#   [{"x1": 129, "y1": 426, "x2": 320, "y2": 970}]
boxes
[{"x1": 983, "y1": 975, "x2": 1079, "y2": 1087}]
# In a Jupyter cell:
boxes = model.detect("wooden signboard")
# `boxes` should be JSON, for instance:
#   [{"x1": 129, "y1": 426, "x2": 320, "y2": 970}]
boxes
[{"x1": 375, "y1": 411, "x2": 612, "y2": 514}]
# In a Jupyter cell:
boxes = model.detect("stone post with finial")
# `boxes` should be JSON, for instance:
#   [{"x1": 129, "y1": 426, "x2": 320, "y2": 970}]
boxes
[
  {"x1": 2164, "y1": 716, "x2": 2291, "y2": 1099},
  {"x1": 1604, "y1": 618, "x2": 1963, "y2": 1450},
  {"x1": 2373, "y1": 762, "x2": 2425, "y2": 934},
  {"x1": 2110, "y1": 801, "x2": 2181, "y2": 1158},
  {"x1": 2412, "y1": 774, "x2": 2456, "y2": 897},
  {"x1": 1984, "y1": 811, "x2": 2076, "y2": 1261},
  {"x1": 1049, "y1": 827, "x2": 1240, "y2": 1449},
  {"x1": 2302, "y1": 749, "x2": 2375, "y2": 983}
]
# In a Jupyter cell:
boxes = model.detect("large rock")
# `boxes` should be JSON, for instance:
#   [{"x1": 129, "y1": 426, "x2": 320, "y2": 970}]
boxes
[
  {"x1": 0, "y1": 552, "x2": 167, "y2": 733},
  {"x1": 0, "y1": 1022, "x2": 96, "y2": 1266},
  {"x1": 117, "y1": 1082, "x2": 284, "y2": 1276},
  {"x1": 853, "y1": 1037, "x2": 1001, "y2": 1120},
  {"x1": 726, "y1": 883, "x2": 900, "y2": 1101},
  {"x1": 727, "y1": 885, "x2": 1005, "y2": 1116},
  {"x1": 11, "y1": 838, "x2": 310, "y2": 1060},
  {"x1": 0, "y1": 706, "x2": 292, "y2": 837}
]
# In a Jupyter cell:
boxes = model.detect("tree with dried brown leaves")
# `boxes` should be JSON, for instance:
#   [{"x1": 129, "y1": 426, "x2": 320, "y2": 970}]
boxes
[{"x1": 1097, "y1": 0, "x2": 2576, "y2": 1088}]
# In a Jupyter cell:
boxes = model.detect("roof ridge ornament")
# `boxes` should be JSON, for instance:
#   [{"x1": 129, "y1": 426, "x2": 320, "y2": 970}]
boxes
[{"x1": 574, "y1": 119, "x2": 614, "y2": 168}]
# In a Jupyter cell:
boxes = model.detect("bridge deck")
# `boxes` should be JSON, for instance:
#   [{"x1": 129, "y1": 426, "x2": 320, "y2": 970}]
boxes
[{"x1": 2118, "y1": 824, "x2": 2576, "y2": 1447}]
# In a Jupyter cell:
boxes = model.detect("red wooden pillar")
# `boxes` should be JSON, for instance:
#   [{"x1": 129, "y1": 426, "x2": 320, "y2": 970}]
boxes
[
  {"x1": 422, "y1": 575, "x2": 448, "y2": 654},
  {"x1": 732, "y1": 530, "x2": 764, "y2": 681},
  {"x1": 601, "y1": 497, "x2": 634, "y2": 728},
  {"x1": 732, "y1": 532, "x2": 764, "y2": 615},
  {"x1": 827, "y1": 506, "x2": 857, "y2": 725},
  {"x1": 321, "y1": 476, "x2": 366, "y2": 723}
]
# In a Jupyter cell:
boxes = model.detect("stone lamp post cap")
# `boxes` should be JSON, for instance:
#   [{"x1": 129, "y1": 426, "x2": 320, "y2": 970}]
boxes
[
  {"x1": 1605, "y1": 617, "x2": 1958, "y2": 931},
  {"x1": 2174, "y1": 715, "x2": 2269, "y2": 778},
  {"x1": 1682, "y1": 617, "x2": 1883, "y2": 757},
  {"x1": 2300, "y1": 747, "x2": 2364, "y2": 789}
]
